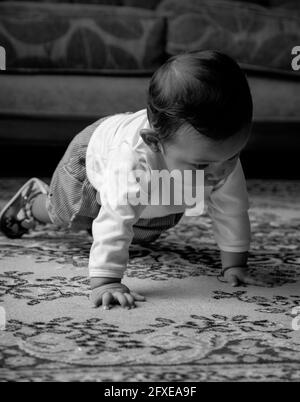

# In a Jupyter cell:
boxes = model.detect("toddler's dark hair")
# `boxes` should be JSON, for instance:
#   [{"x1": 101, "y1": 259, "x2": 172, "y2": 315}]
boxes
[{"x1": 147, "y1": 50, "x2": 253, "y2": 142}]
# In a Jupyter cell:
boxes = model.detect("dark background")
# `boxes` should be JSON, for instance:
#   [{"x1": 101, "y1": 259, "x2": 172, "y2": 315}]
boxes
[{"x1": 0, "y1": 0, "x2": 299, "y2": 178}]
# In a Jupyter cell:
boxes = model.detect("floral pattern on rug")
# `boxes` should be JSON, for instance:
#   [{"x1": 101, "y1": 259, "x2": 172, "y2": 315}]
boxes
[
  {"x1": 0, "y1": 179, "x2": 300, "y2": 381},
  {"x1": 1, "y1": 313, "x2": 300, "y2": 381},
  {"x1": 0, "y1": 210, "x2": 299, "y2": 285}
]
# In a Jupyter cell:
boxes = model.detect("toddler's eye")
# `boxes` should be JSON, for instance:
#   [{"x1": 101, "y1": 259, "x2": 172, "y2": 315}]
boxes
[{"x1": 194, "y1": 164, "x2": 209, "y2": 170}]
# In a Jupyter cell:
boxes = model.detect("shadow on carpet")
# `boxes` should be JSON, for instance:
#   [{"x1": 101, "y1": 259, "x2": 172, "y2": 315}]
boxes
[{"x1": 0, "y1": 179, "x2": 300, "y2": 382}]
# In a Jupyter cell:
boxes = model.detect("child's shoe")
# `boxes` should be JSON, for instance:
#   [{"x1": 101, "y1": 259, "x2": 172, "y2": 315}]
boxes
[{"x1": 0, "y1": 178, "x2": 49, "y2": 239}]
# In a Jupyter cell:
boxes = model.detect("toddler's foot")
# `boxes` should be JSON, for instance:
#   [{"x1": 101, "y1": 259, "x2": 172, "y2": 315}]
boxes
[{"x1": 0, "y1": 178, "x2": 49, "y2": 239}]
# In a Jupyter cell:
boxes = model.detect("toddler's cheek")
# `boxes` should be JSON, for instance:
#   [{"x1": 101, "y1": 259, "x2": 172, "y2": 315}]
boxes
[
  {"x1": 229, "y1": 158, "x2": 239, "y2": 173},
  {"x1": 226, "y1": 158, "x2": 239, "y2": 175},
  {"x1": 204, "y1": 159, "x2": 238, "y2": 185}
]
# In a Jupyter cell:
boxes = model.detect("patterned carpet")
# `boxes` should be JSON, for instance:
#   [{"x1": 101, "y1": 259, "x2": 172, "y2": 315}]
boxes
[{"x1": 0, "y1": 178, "x2": 300, "y2": 382}]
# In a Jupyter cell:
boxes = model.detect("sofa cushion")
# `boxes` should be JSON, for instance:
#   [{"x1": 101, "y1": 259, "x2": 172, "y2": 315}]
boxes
[
  {"x1": 1, "y1": 69, "x2": 299, "y2": 120},
  {"x1": 158, "y1": 0, "x2": 300, "y2": 72},
  {"x1": 0, "y1": 1, "x2": 167, "y2": 70},
  {"x1": 0, "y1": 0, "x2": 162, "y2": 9},
  {"x1": 0, "y1": 0, "x2": 124, "y2": 4},
  {"x1": 231, "y1": 0, "x2": 269, "y2": 5},
  {"x1": 122, "y1": 0, "x2": 163, "y2": 9},
  {"x1": 0, "y1": 0, "x2": 272, "y2": 6},
  {"x1": 272, "y1": 1, "x2": 300, "y2": 14},
  {"x1": 268, "y1": 0, "x2": 297, "y2": 6}
]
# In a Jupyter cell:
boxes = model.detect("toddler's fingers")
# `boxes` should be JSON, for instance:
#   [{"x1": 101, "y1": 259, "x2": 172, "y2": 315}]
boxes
[
  {"x1": 113, "y1": 292, "x2": 129, "y2": 309},
  {"x1": 244, "y1": 275, "x2": 267, "y2": 287},
  {"x1": 255, "y1": 274, "x2": 277, "y2": 287},
  {"x1": 131, "y1": 291, "x2": 146, "y2": 301},
  {"x1": 231, "y1": 276, "x2": 240, "y2": 287},
  {"x1": 225, "y1": 273, "x2": 239, "y2": 287},
  {"x1": 124, "y1": 293, "x2": 136, "y2": 308},
  {"x1": 102, "y1": 292, "x2": 114, "y2": 310}
]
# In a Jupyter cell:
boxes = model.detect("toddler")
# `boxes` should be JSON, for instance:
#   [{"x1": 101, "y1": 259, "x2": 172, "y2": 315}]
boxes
[{"x1": 0, "y1": 51, "x2": 264, "y2": 310}]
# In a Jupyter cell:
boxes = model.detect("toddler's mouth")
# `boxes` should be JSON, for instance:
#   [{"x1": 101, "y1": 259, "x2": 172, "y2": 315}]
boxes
[{"x1": 205, "y1": 178, "x2": 221, "y2": 185}]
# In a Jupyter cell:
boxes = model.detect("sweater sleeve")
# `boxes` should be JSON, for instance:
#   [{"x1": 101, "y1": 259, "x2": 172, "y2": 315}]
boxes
[
  {"x1": 88, "y1": 144, "x2": 148, "y2": 279},
  {"x1": 206, "y1": 159, "x2": 251, "y2": 253}
]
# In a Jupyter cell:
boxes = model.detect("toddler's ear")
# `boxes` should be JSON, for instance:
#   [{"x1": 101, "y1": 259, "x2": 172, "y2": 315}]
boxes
[{"x1": 140, "y1": 129, "x2": 161, "y2": 153}]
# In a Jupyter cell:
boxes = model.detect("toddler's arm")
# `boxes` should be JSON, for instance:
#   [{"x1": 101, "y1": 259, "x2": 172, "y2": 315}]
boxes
[
  {"x1": 207, "y1": 159, "x2": 251, "y2": 254},
  {"x1": 207, "y1": 160, "x2": 274, "y2": 287},
  {"x1": 88, "y1": 145, "x2": 152, "y2": 308}
]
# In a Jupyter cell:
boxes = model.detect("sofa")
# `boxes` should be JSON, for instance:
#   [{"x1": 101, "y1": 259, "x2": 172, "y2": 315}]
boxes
[{"x1": 0, "y1": 0, "x2": 299, "y2": 178}]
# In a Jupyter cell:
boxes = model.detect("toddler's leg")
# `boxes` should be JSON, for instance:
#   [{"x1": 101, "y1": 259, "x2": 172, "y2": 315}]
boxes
[{"x1": 0, "y1": 178, "x2": 50, "y2": 239}]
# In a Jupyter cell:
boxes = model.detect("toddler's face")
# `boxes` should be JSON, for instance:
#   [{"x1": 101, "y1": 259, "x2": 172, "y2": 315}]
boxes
[{"x1": 160, "y1": 123, "x2": 251, "y2": 186}]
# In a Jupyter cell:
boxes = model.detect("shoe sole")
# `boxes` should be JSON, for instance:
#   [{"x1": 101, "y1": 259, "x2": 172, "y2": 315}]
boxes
[{"x1": 0, "y1": 178, "x2": 49, "y2": 238}]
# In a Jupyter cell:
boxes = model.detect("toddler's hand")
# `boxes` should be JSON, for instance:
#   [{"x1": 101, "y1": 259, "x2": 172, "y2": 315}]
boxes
[
  {"x1": 223, "y1": 266, "x2": 274, "y2": 287},
  {"x1": 90, "y1": 282, "x2": 146, "y2": 310}
]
